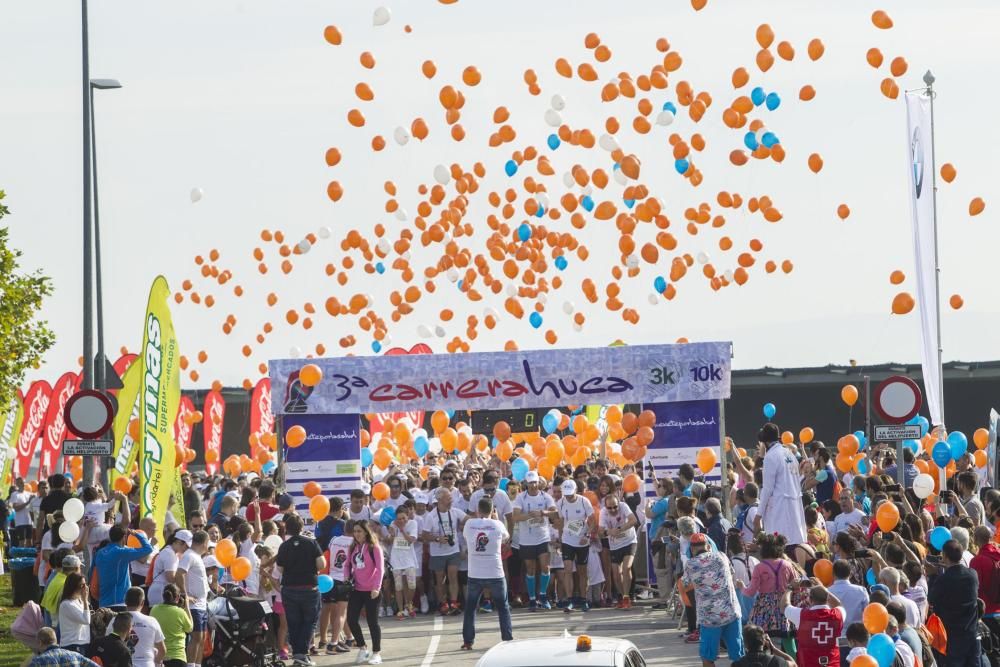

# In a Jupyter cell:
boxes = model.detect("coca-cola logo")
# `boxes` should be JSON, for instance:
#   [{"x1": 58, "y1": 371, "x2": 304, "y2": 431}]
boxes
[
  {"x1": 175, "y1": 400, "x2": 193, "y2": 447},
  {"x1": 46, "y1": 381, "x2": 75, "y2": 444},
  {"x1": 208, "y1": 400, "x2": 224, "y2": 443},
  {"x1": 257, "y1": 383, "x2": 273, "y2": 433},
  {"x1": 18, "y1": 393, "x2": 49, "y2": 457}
]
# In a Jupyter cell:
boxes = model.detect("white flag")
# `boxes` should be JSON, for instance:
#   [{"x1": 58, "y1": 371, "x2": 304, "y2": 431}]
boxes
[{"x1": 905, "y1": 91, "x2": 943, "y2": 427}]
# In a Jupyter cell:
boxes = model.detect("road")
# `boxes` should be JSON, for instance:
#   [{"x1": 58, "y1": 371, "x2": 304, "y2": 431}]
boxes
[{"x1": 307, "y1": 602, "x2": 707, "y2": 666}]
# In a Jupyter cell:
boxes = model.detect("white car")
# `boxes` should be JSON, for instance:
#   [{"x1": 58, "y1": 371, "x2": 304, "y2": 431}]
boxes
[{"x1": 475, "y1": 635, "x2": 648, "y2": 667}]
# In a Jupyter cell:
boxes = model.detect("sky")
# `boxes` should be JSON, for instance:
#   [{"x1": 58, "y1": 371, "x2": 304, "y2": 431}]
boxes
[{"x1": 1, "y1": 0, "x2": 998, "y2": 389}]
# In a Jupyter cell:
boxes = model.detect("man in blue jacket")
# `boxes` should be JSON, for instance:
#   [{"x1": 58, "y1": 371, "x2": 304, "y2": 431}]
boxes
[{"x1": 94, "y1": 524, "x2": 152, "y2": 608}]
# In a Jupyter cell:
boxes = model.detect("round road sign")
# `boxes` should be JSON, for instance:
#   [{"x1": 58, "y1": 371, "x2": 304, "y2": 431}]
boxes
[
  {"x1": 64, "y1": 389, "x2": 114, "y2": 439},
  {"x1": 874, "y1": 375, "x2": 923, "y2": 425}
]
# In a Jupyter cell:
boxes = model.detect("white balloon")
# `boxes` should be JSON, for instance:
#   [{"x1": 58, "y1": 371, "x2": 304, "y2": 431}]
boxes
[
  {"x1": 296, "y1": 240, "x2": 312, "y2": 254},
  {"x1": 363, "y1": 294, "x2": 373, "y2": 308},
  {"x1": 537, "y1": 292, "x2": 547, "y2": 305},
  {"x1": 377, "y1": 238, "x2": 390, "y2": 254},
  {"x1": 573, "y1": 323, "x2": 584, "y2": 332},
  {"x1": 536, "y1": 192, "x2": 549, "y2": 209},
  {"x1": 381, "y1": 334, "x2": 392, "y2": 347},
  {"x1": 562, "y1": 301, "x2": 574, "y2": 314},
  {"x1": 393, "y1": 126, "x2": 410, "y2": 145},
  {"x1": 562, "y1": 172, "x2": 575, "y2": 189},
  {"x1": 696, "y1": 252, "x2": 709, "y2": 265},
  {"x1": 723, "y1": 270, "x2": 734, "y2": 282},
  {"x1": 394, "y1": 208, "x2": 408, "y2": 221},
  {"x1": 483, "y1": 307, "x2": 499, "y2": 319},
  {"x1": 544, "y1": 109, "x2": 563, "y2": 127},
  {"x1": 289, "y1": 346, "x2": 302, "y2": 359},
  {"x1": 626, "y1": 254, "x2": 639, "y2": 269},
  {"x1": 189, "y1": 187, "x2": 203, "y2": 203},
  {"x1": 505, "y1": 284, "x2": 518, "y2": 297},
  {"x1": 59, "y1": 520, "x2": 80, "y2": 543},
  {"x1": 656, "y1": 110, "x2": 675, "y2": 126},
  {"x1": 372, "y1": 6, "x2": 391, "y2": 26},
  {"x1": 428, "y1": 438, "x2": 443, "y2": 454},
  {"x1": 434, "y1": 325, "x2": 446, "y2": 338},
  {"x1": 62, "y1": 498, "x2": 85, "y2": 523},
  {"x1": 446, "y1": 268, "x2": 459, "y2": 283},
  {"x1": 582, "y1": 185, "x2": 593, "y2": 196},
  {"x1": 318, "y1": 226, "x2": 332, "y2": 240},
  {"x1": 648, "y1": 293, "x2": 660, "y2": 305},
  {"x1": 433, "y1": 165, "x2": 450, "y2": 185},
  {"x1": 413, "y1": 428, "x2": 428, "y2": 442},
  {"x1": 613, "y1": 168, "x2": 628, "y2": 186},
  {"x1": 598, "y1": 134, "x2": 619, "y2": 152},
  {"x1": 264, "y1": 534, "x2": 283, "y2": 552},
  {"x1": 550, "y1": 94, "x2": 566, "y2": 111},
  {"x1": 913, "y1": 473, "x2": 935, "y2": 499}
]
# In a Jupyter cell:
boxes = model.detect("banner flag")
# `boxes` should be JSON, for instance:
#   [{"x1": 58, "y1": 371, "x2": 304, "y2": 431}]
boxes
[
  {"x1": 0, "y1": 392, "x2": 25, "y2": 498},
  {"x1": 172, "y1": 467, "x2": 186, "y2": 530},
  {"x1": 250, "y1": 378, "x2": 273, "y2": 460},
  {"x1": 138, "y1": 276, "x2": 181, "y2": 542},
  {"x1": 15, "y1": 380, "x2": 50, "y2": 479},
  {"x1": 110, "y1": 362, "x2": 142, "y2": 486},
  {"x1": 39, "y1": 372, "x2": 81, "y2": 479},
  {"x1": 110, "y1": 353, "x2": 138, "y2": 397},
  {"x1": 905, "y1": 91, "x2": 944, "y2": 427},
  {"x1": 174, "y1": 396, "x2": 195, "y2": 472},
  {"x1": 203, "y1": 390, "x2": 226, "y2": 475}
]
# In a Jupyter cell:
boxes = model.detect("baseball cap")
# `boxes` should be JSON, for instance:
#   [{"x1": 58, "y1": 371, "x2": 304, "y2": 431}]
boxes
[
  {"x1": 277, "y1": 493, "x2": 294, "y2": 509},
  {"x1": 62, "y1": 554, "x2": 82, "y2": 570},
  {"x1": 689, "y1": 533, "x2": 709, "y2": 545},
  {"x1": 561, "y1": 480, "x2": 577, "y2": 496},
  {"x1": 525, "y1": 471, "x2": 539, "y2": 483},
  {"x1": 173, "y1": 530, "x2": 193, "y2": 546}
]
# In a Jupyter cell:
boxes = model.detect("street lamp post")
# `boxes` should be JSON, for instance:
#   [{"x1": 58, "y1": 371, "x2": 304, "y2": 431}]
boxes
[
  {"x1": 90, "y1": 78, "x2": 122, "y2": 492},
  {"x1": 81, "y1": 0, "x2": 95, "y2": 487}
]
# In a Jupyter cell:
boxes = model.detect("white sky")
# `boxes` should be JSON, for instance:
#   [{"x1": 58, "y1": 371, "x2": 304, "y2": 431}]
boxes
[{"x1": 1, "y1": 1, "x2": 998, "y2": 388}]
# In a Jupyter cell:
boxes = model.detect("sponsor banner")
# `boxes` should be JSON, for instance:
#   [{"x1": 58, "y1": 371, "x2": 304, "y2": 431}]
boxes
[
  {"x1": 111, "y1": 353, "x2": 138, "y2": 396},
  {"x1": 138, "y1": 276, "x2": 181, "y2": 542},
  {"x1": 644, "y1": 399, "x2": 722, "y2": 489},
  {"x1": 15, "y1": 380, "x2": 50, "y2": 479},
  {"x1": 172, "y1": 466, "x2": 186, "y2": 530},
  {"x1": 110, "y1": 362, "x2": 142, "y2": 486},
  {"x1": 250, "y1": 378, "x2": 273, "y2": 459},
  {"x1": 270, "y1": 341, "x2": 732, "y2": 416},
  {"x1": 0, "y1": 392, "x2": 24, "y2": 498},
  {"x1": 39, "y1": 372, "x2": 81, "y2": 479},
  {"x1": 366, "y1": 344, "x2": 432, "y2": 438},
  {"x1": 283, "y1": 413, "x2": 362, "y2": 520},
  {"x1": 203, "y1": 390, "x2": 226, "y2": 475},
  {"x1": 174, "y1": 396, "x2": 195, "y2": 471}
]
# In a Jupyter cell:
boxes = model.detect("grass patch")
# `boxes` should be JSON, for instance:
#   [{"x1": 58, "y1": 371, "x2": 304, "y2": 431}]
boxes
[{"x1": 0, "y1": 573, "x2": 32, "y2": 667}]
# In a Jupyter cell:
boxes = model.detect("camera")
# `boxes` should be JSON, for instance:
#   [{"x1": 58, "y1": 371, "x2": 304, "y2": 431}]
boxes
[
  {"x1": 446, "y1": 535, "x2": 455, "y2": 547},
  {"x1": 663, "y1": 519, "x2": 678, "y2": 530}
]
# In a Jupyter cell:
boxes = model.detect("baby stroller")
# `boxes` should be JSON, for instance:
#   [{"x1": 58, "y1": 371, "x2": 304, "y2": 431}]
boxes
[{"x1": 205, "y1": 585, "x2": 281, "y2": 667}]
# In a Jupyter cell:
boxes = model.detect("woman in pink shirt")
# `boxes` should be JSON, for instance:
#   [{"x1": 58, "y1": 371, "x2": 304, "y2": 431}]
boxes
[
  {"x1": 344, "y1": 521, "x2": 385, "y2": 665},
  {"x1": 739, "y1": 533, "x2": 804, "y2": 655}
]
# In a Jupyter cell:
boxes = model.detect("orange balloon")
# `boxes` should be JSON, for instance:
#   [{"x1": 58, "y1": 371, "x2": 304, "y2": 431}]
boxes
[
  {"x1": 127, "y1": 530, "x2": 144, "y2": 549},
  {"x1": 975, "y1": 450, "x2": 988, "y2": 468},
  {"x1": 755, "y1": 24, "x2": 774, "y2": 49},
  {"x1": 863, "y1": 602, "x2": 889, "y2": 634},
  {"x1": 571, "y1": 414, "x2": 589, "y2": 435},
  {"x1": 496, "y1": 440, "x2": 514, "y2": 462},
  {"x1": 889, "y1": 270, "x2": 905, "y2": 285},
  {"x1": 303, "y1": 481, "x2": 322, "y2": 498},
  {"x1": 493, "y1": 421, "x2": 512, "y2": 442},
  {"x1": 309, "y1": 495, "x2": 330, "y2": 521},
  {"x1": 372, "y1": 482, "x2": 390, "y2": 502},
  {"x1": 373, "y1": 448, "x2": 392, "y2": 470},
  {"x1": 441, "y1": 428, "x2": 457, "y2": 452},
  {"x1": 851, "y1": 656, "x2": 879, "y2": 667},
  {"x1": 127, "y1": 418, "x2": 140, "y2": 441},
  {"x1": 975, "y1": 428, "x2": 990, "y2": 450},
  {"x1": 622, "y1": 473, "x2": 641, "y2": 494},
  {"x1": 113, "y1": 476, "x2": 132, "y2": 494},
  {"x1": 636, "y1": 426, "x2": 654, "y2": 448},
  {"x1": 841, "y1": 385, "x2": 859, "y2": 407},
  {"x1": 814, "y1": 558, "x2": 834, "y2": 586},
  {"x1": 835, "y1": 453, "x2": 855, "y2": 473},
  {"x1": 838, "y1": 435, "x2": 860, "y2": 456},
  {"x1": 875, "y1": 501, "x2": 899, "y2": 532},
  {"x1": 605, "y1": 405, "x2": 623, "y2": 424},
  {"x1": 892, "y1": 292, "x2": 915, "y2": 315},
  {"x1": 970, "y1": 197, "x2": 986, "y2": 216},
  {"x1": 914, "y1": 458, "x2": 929, "y2": 474},
  {"x1": 696, "y1": 447, "x2": 716, "y2": 475},
  {"x1": 621, "y1": 437, "x2": 641, "y2": 462},
  {"x1": 394, "y1": 422, "x2": 411, "y2": 446},
  {"x1": 286, "y1": 425, "x2": 307, "y2": 448},
  {"x1": 216, "y1": 538, "x2": 238, "y2": 567},
  {"x1": 431, "y1": 411, "x2": 449, "y2": 435},
  {"x1": 231, "y1": 556, "x2": 252, "y2": 581},
  {"x1": 546, "y1": 440, "x2": 565, "y2": 466},
  {"x1": 871, "y1": 10, "x2": 893, "y2": 29},
  {"x1": 538, "y1": 459, "x2": 555, "y2": 480},
  {"x1": 799, "y1": 427, "x2": 814, "y2": 444},
  {"x1": 571, "y1": 447, "x2": 590, "y2": 467},
  {"x1": 867, "y1": 48, "x2": 884, "y2": 69},
  {"x1": 941, "y1": 163, "x2": 957, "y2": 183},
  {"x1": 638, "y1": 410, "x2": 656, "y2": 429},
  {"x1": 781, "y1": 431, "x2": 794, "y2": 445},
  {"x1": 950, "y1": 294, "x2": 964, "y2": 310},
  {"x1": 300, "y1": 364, "x2": 322, "y2": 387}
]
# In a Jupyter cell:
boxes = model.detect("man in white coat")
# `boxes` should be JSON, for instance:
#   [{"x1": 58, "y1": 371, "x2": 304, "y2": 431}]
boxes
[{"x1": 755, "y1": 423, "x2": 807, "y2": 548}]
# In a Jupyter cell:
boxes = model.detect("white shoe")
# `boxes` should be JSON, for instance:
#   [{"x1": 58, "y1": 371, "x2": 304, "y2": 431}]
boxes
[
  {"x1": 356, "y1": 648, "x2": 372, "y2": 664},
  {"x1": 368, "y1": 654, "x2": 383, "y2": 665},
  {"x1": 420, "y1": 595, "x2": 429, "y2": 614}
]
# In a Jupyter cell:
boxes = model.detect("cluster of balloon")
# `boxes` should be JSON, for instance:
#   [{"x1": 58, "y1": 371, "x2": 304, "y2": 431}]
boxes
[{"x1": 172, "y1": 3, "x2": 956, "y2": 381}]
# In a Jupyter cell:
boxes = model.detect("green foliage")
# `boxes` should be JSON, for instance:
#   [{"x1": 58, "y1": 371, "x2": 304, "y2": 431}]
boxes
[{"x1": 0, "y1": 191, "x2": 55, "y2": 407}]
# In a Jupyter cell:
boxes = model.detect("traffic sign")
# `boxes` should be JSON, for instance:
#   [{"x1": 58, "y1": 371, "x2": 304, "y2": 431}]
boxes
[
  {"x1": 62, "y1": 439, "x2": 112, "y2": 456},
  {"x1": 874, "y1": 424, "x2": 922, "y2": 441},
  {"x1": 64, "y1": 389, "x2": 114, "y2": 439},
  {"x1": 873, "y1": 375, "x2": 922, "y2": 425}
]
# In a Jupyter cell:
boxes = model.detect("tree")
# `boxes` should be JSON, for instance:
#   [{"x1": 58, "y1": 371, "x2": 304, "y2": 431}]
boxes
[{"x1": 0, "y1": 190, "x2": 55, "y2": 408}]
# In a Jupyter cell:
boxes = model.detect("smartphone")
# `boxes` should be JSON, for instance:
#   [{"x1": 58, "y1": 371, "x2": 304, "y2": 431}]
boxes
[{"x1": 926, "y1": 555, "x2": 942, "y2": 564}]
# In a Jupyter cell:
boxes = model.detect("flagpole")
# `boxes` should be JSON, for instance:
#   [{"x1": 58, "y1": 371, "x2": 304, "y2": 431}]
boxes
[{"x1": 923, "y1": 70, "x2": 946, "y2": 430}]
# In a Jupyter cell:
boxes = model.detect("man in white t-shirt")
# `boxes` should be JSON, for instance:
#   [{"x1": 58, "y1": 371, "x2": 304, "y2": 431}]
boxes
[
  {"x1": 512, "y1": 471, "x2": 557, "y2": 610},
  {"x1": 598, "y1": 494, "x2": 638, "y2": 609},
  {"x1": 148, "y1": 525, "x2": 179, "y2": 607},
  {"x1": 421, "y1": 487, "x2": 467, "y2": 615},
  {"x1": 828, "y1": 489, "x2": 866, "y2": 542},
  {"x1": 175, "y1": 529, "x2": 210, "y2": 667},
  {"x1": 555, "y1": 479, "x2": 595, "y2": 612},
  {"x1": 348, "y1": 488, "x2": 374, "y2": 524},
  {"x1": 386, "y1": 504, "x2": 420, "y2": 617},
  {"x1": 469, "y1": 471, "x2": 513, "y2": 530},
  {"x1": 118, "y1": 586, "x2": 166, "y2": 667},
  {"x1": 9, "y1": 478, "x2": 34, "y2": 546},
  {"x1": 460, "y1": 496, "x2": 512, "y2": 651}
]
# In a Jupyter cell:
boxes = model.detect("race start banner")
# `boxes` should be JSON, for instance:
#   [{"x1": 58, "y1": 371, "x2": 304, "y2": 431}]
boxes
[{"x1": 270, "y1": 341, "x2": 731, "y2": 416}]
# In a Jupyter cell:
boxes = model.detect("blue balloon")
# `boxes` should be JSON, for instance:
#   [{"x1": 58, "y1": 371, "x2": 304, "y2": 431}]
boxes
[
  {"x1": 612, "y1": 162, "x2": 621, "y2": 171},
  {"x1": 903, "y1": 439, "x2": 920, "y2": 455},
  {"x1": 930, "y1": 525, "x2": 952, "y2": 551},
  {"x1": 865, "y1": 567, "x2": 877, "y2": 587},
  {"x1": 581, "y1": 195, "x2": 595, "y2": 212},
  {"x1": 542, "y1": 412, "x2": 559, "y2": 434},
  {"x1": 318, "y1": 575, "x2": 334, "y2": 594},
  {"x1": 662, "y1": 101, "x2": 677, "y2": 114},
  {"x1": 907, "y1": 414, "x2": 930, "y2": 437},
  {"x1": 511, "y1": 458, "x2": 529, "y2": 482},
  {"x1": 361, "y1": 448, "x2": 373, "y2": 468},
  {"x1": 371, "y1": 341, "x2": 382, "y2": 353},
  {"x1": 653, "y1": 276, "x2": 667, "y2": 293},
  {"x1": 761, "y1": 132, "x2": 779, "y2": 148},
  {"x1": 623, "y1": 198, "x2": 635, "y2": 209},
  {"x1": 855, "y1": 457, "x2": 870, "y2": 475},
  {"x1": 682, "y1": 487, "x2": 693, "y2": 497},
  {"x1": 547, "y1": 134, "x2": 560, "y2": 150},
  {"x1": 555, "y1": 256, "x2": 568, "y2": 271},
  {"x1": 674, "y1": 158, "x2": 689, "y2": 174},
  {"x1": 380, "y1": 507, "x2": 396, "y2": 526},
  {"x1": 853, "y1": 430, "x2": 868, "y2": 451},
  {"x1": 763, "y1": 403, "x2": 777, "y2": 419},
  {"x1": 815, "y1": 469, "x2": 828, "y2": 483},
  {"x1": 932, "y1": 440, "x2": 952, "y2": 467},
  {"x1": 413, "y1": 436, "x2": 429, "y2": 457},
  {"x1": 535, "y1": 206, "x2": 545, "y2": 218},
  {"x1": 498, "y1": 478, "x2": 510, "y2": 491},
  {"x1": 529, "y1": 312, "x2": 543, "y2": 329},
  {"x1": 504, "y1": 159, "x2": 518, "y2": 177},
  {"x1": 743, "y1": 131, "x2": 759, "y2": 151},
  {"x1": 517, "y1": 223, "x2": 531, "y2": 241},
  {"x1": 948, "y1": 431, "x2": 969, "y2": 460},
  {"x1": 764, "y1": 92, "x2": 781, "y2": 111},
  {"x1": 491, "y1": 436, "x2": 498, "y2": 449},
  {"x1": 867, "y1": 633, "x2": 896, "y2": 667},
  {"x1": 375, "y1": 262, "x2": 385, "y2": 274},
  {"x1": 262, "y1": 460, "x2": 277, "y2": 475},
  {"x1": 751, "y1": 87, "x2": 766, "y2": 106}
]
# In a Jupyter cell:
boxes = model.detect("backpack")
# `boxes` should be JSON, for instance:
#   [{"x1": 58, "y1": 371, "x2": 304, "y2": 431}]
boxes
[
  {"x1": 735, "y1": 502, "x2": 757, "y2": 532},
  {"x1": 981, "y1": 620, "x2": 1000, "y2": 667}
]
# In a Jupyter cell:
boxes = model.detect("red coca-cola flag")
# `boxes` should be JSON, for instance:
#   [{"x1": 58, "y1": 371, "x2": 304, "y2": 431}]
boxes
[
  {"x1": 174, "y1": 396, "x2": 196, "y2": 470},
  {"x1": 110, "y1": 353, "x2": 138, "y2": 397},
  {"x1": 250, "y1": 378, "x2": 272, "y2": 456},
  {"x1": 39, "y1": 372, "x2": 82, "y2": 479},
  {"x1": 15, "y1": 380, "x2": 52, "y2": 479},
  {"x1": 367, "y1": 344, "x2": 433, "y2": 436},
  {"x1": 202, "y1": 390, "x2": 226, "y2": 475}
]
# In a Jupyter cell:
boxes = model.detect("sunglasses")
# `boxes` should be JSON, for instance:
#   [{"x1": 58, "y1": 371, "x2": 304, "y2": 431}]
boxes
[
  {"x1": 441, "y1": 477, "x2": 454, "y2": 482},
  {"x1": 389, "y1": 485, "x2": 401, "y2": 490},
  {"x1": 190, "y1": 524, "x2": 205, "y2": 529}
]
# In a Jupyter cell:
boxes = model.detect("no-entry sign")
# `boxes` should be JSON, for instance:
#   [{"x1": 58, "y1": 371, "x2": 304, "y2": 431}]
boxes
[
  {"x1": 64, "y1": 389, "x2": 114, "y2": 439},
  {"x1": 873, "y1": 375, "x2": 923, "y2": 425}
]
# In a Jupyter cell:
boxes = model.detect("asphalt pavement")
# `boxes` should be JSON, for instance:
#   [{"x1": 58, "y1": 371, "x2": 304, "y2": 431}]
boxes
[{"x1": 306, "y1": 601, "x2": 707, "y2": 666}]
